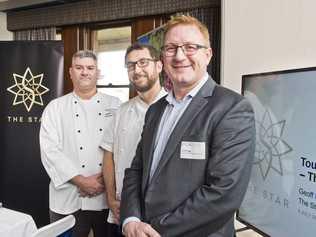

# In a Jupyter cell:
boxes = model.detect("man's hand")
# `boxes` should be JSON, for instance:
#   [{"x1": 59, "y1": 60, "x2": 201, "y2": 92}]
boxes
[
  {"x1": 71, "y1": 173, "x2": 105, "y2": 197},
  {"x1": 123, "y1": 221, "x2": 161, "y2": 237}
]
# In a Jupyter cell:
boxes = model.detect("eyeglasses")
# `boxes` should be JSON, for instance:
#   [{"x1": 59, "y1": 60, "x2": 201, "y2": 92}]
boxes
[
  {"x1": 161, "y1": 43, "x2": 208, "y2": 57},
  {"x1": 125, "y1": 58, "x2": 156, "y2": 71}
]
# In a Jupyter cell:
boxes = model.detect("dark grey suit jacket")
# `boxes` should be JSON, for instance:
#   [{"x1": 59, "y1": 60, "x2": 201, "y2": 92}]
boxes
[{"x1": 120, "y1": 77, "x2": 255, "y2": 237}]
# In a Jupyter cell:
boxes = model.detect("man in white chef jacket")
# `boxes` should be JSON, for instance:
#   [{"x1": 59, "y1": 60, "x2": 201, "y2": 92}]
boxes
[
  {"x1": 100, "y1": 43, "x2": 166, "y2": 236},
  {"x1": 40, "y1": 50, "x2": 121, "y2": 237}
]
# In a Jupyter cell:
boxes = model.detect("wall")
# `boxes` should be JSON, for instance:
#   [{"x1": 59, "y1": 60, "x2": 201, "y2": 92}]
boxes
[
  {"x1": 221, "y1": 0, "x2": 316, "y2": 93},
  {"x1": 0, "y1": 12, "x2": 13, "y2": 40}
]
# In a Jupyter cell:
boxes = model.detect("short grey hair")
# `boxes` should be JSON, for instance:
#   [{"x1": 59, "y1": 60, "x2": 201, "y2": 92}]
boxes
[{"x1": 72, "y1": 50, "x2": 97, "y2": 63}]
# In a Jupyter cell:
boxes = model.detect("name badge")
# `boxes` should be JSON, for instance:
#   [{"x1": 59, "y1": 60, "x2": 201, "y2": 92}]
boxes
[{"x1": 180, "y1": 141, "x2": 205, "y2": 160}]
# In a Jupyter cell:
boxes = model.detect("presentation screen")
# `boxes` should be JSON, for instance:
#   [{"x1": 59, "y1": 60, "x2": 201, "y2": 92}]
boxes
[{"x1": 237, "y1": 67, "x2": 316, "y2": 237}]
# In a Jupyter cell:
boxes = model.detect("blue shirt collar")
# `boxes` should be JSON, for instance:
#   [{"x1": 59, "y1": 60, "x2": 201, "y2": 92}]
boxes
[{"x1": 166, "y1": 73, "x2": 209, "y2": 105}]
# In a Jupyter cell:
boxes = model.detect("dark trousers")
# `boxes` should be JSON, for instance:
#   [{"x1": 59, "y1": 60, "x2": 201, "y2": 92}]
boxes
[
  {"x1": 50, "y1": 209, "x2": 111, "y2": 237},
  {"x1": 109, "y1": 223, "x2": 124, "y2": 237}
]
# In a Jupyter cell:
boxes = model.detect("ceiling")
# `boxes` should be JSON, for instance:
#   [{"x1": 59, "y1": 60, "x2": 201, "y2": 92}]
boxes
[{"x1": 0, "y1": 0, "x2": 85, "y2": 11}]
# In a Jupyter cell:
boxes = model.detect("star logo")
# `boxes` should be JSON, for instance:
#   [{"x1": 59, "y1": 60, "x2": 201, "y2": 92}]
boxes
[
  {"x1": 254, "y1": 109, "x2": 293, "y2": 180},
  {"x1": 7, "y1": 67, "x2": 50, "y2": 112}
]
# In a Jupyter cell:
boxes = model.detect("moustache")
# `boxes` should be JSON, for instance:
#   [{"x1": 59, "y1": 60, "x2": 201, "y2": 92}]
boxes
[{"x1": 133, "y1": 74, "x2": 148, "y2": 80}]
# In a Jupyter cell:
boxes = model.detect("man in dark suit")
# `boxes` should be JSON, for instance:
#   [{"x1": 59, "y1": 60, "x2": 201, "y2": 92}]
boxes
[{"x1": 120, "y1": 15, "x2": 256, "y2": 237}]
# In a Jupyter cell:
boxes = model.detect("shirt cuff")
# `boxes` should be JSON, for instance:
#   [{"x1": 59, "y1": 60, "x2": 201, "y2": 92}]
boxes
[
  {"x1": 122, "y1": 217, "x2": 141, "y2": 234},
  {"x1": 99, "y1": 142, "x2": 113, "y2": 152}
]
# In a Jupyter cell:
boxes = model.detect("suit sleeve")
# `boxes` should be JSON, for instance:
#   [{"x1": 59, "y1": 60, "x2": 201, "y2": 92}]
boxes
[
  {"x1": 40, "y1": 101, "x2": 79, "y2": 189},
  {"x1": 150, "y1": 98, "x2": 256, "y2": 236}
]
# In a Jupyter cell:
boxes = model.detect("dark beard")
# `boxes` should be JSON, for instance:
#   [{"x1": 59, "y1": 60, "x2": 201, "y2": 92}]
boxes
[{"x1": 132, "y1": 75, "x2": 157, "y2": 93}]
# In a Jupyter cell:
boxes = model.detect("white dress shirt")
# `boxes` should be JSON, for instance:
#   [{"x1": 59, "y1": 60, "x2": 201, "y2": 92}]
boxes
[
  {"x1": 100, "y1": 89, "x2": 166, "y2": 223},
  {"x1": 40, "y1": 92, "x2": 121, "y2": 214}
]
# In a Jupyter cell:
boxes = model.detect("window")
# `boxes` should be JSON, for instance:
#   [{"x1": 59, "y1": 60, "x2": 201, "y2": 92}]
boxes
[
  {"x1": 95, "y1": 26, "x2": 131, "y2": 102},
  {"x1": 56, "y1": 27, "x2": 62, "y2": 40}
]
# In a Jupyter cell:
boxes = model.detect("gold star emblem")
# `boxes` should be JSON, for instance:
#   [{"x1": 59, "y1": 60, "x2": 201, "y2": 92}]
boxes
[{"x1": 7, "y1": 67, "x2": 50, "y2": 112}]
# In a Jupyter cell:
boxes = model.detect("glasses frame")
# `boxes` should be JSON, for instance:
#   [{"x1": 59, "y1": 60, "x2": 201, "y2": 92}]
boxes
[
  {"x1": 125, "y1": 58, "x2": 156, "y2": 72},
  {"x1": 161, "y1": 43, "x2": 208, "y2": 57}
]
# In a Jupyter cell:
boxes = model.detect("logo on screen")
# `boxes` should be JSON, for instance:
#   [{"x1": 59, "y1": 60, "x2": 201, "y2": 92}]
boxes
[
  {"x1": 7, "y1": 67, "x2": 50, "y2": 112},
  {"x1": 254, "y1": 109, "x2": 293, "y2": 180}
]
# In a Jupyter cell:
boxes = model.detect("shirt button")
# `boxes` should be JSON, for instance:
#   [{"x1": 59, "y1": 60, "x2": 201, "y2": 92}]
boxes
[
  {"x1": 97, "y1": 100, "x2": 100, "y2": 103},
  {"x1": 99, "y1": 112, "x2": 102, "y2": 116},
  {"x1": 76, "y1": 114, "x2": 79, "y2": 117},
  {"x1": 77, "y1": 130, "x2": 81, "y2": 133},
  {"x1": 81, "y1": 165, "x2": 85, "y2": 168},
  {"x1": 80, "y1": 146, "x2": 83, "y2": 150},
  {"x1": 99, "y1": 128, "x2": 103, "y2": 132},
  {"x1": 99, "y1": 163, "x2": 102, "y2": 166},
  {"x1": 74, "y1": 101, "x2": 77, "y2": 104}
]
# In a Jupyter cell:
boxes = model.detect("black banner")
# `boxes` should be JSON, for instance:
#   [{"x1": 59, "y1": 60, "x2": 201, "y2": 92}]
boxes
[{"x1": 0, "y1": 41, "x2": 64, "y2": 227}]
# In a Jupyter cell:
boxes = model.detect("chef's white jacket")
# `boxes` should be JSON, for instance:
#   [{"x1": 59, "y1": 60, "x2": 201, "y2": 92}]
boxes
[
  {"x1": 40, "y1": 92, "x2": 121, "y2": 214},
  {"x1": 100, "y1": 89, "x2": 166, "y2": 223}
]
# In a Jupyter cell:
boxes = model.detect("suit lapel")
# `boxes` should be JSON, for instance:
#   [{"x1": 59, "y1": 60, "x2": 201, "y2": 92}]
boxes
[
  {"x1": 142, "y1": 99, "x2": 168, "y2": 194},
  {"x1": 149, "y1": 78, "x2": 216, "y2": 183}
]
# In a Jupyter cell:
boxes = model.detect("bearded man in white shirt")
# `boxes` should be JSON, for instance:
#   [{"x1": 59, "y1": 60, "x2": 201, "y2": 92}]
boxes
[
  {"x1": 40, "y1": 50, "x2": 121, "y2": 237},
  {"x1": 100, "y1": 43, "x2": 166, "y2": 236}
]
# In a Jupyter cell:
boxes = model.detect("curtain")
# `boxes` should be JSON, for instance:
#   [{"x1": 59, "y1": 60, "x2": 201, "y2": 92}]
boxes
[{"x1": 14, "y1": 27, "x2": 56, "y2": 40}]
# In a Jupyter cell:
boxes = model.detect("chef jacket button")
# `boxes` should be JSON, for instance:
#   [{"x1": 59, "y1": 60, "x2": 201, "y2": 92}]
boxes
[
  {"x1": 80, "y1": 146, "x2": 83, "y2": 150},
  {"x1": 74, "y1": 101, "x2": 77, "y2": 104},
  {"x1": 77, "y1": 130, "x2": 81, "y2": 133},
  {"x1": 99, "y1": 128, "x2": 103, "y2": 132},
  {"x1": 98, "y1": 112, "x2": 102, "y2": 116},
  {"x1": 97, "y1": 100, "x2": 100, "y2": 103},
  {"x1": 76, "y1": 114, "x2": 79, "y2": 117},
  {"x1": 99, "y1": 163, "x2": 102, "y2": 166},
  {"x1": 81, "y1": 165, "x2": 85, "y2": 168}
]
